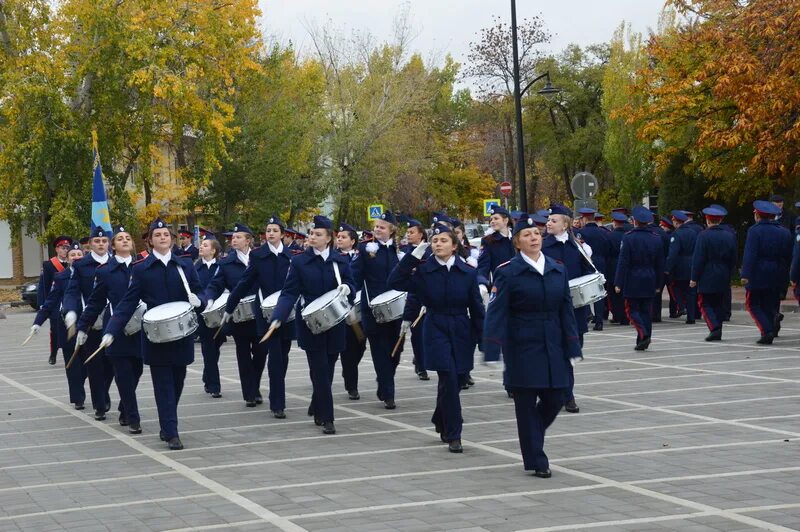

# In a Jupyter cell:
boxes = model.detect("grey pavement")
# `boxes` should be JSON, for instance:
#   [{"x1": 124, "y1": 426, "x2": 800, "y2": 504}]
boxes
[{"x1": 1, "y1": 307, "x2": 799, "y2": 532}]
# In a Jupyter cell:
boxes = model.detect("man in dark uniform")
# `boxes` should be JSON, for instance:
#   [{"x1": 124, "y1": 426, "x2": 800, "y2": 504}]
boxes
[
  {"x1": 647, "y1": 214, "x2": 668, "y2": 323},
  {"x1": 611, "y1": 208, "x2": 633, "y2": 232},
  {"x1": 741, "y1": 200, "x2": 793, "y2": 344},
  {"x1": 576, "y1": 207, "x2": 612, "y2": 331},
  {"x1": 771, "y1": 195, "x2": 794, "y2": 231},
  {"x1": 38, "y1": 236, "x2": 72, "y2": 365},
  {"x1": 682, "y1": 210, "x2": 704, "y2": 235},
  {"x1": 665, "y1": 210, "x2": 699, "y2": 324},
  {"x1": 659, "y1": 217, "x2": 677, "y2": 317},
  {"x1": 178, "y1": 228, "x2": 199, "y2": 261},
  {"x1": 709, "y1": 204, "x2": 736, "y2": 321},
  {"x1": 690, "y1": 206, "x2": 737, "y2": 341},
  {"x1": 614, "y1": 206, "x2": 664, "y2": 351},
  {"x1": 790, "y1": 216, "x2": 800, "y2": 308},
  {"x1": 606, "y1": 212, "x2": 629, "y2": 325}
]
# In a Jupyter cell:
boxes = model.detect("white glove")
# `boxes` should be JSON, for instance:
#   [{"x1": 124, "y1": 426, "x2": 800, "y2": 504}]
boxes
[
  {"x1": 337, "y1": 284, "x2": 351, "y2": 297},
  {"x1": 479, "y1": 285, "x2": 489, "y2": 298},
  {"x1": 100, "y1": 334, "x2": 114, "y2": 348},
  {"x1": 570, "y1": 356, "x2": 584, "y2": 367},
  {"x1": 270, "y1": 320, "x2": 281, "y2": 330},
  {"x1": 220, "y1": 311, "x2": 232, "y2": 326},
  {"x1": 400, "y1": 320, "x2": 411, "y2": 336},
  {"x1": 76, "y1": 331, "x2": 88, "y2": 347},
  {"x1": 204, "y1": 299, "x2": 214, "y2": 312},
  {"x1": 411, "y1": 242, "x2": 429, "y2": 259},
  {"x1": 188, "y1": 293, "x2": 201, "y2": 308},
  {"x1": 64, "y1": 311, "x2": 77, "y2": 329},
  {"x1": 30, "y1": 324, "x2": 40, "y2": 335}
]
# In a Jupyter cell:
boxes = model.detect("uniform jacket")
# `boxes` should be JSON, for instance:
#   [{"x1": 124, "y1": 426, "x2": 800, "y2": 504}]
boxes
[
  {"x1": 388, "y1": 253, "x2": 484, "y2": 373},
  {"x1": 400, "y1": 245, "x2": 432, "y2": 322},
  {"x1": 614, "y1": 227, "x2": 665, "y2": 298},
  {"x1": 351, "y1": 239, "x2": 403, "y2": 335},
  {"x1": 203, "y1": 250, "x2": 258, "y2": 338},
  {"x1": 665, "y1": 225, "x2": 698, "y2": 280},
  {"x1": 483, "y1": 254, "x2": 582, "y2": 389},
  {"x1": 34, "y1": 268, "x2": 71, "y2": 348},
  {"x1": 37, "y1": 257, "x2": 67, "y2": 313},
  {"x1": 477, "y1": 231, "x2": 515, "y2": 286},
  {"x1": 690, "y1": 225, "x2": 737, "y2": 294},
  {"x1": 182, "y1": 244, "x2": 199, "y2": 261},
  {"x1": 577, "y1": 223, "x2": 612, "y2": 276},
  {"x1": 606, "y1": 227, "x2": 626, "y2": 279},
  {"x1": 740, "y1": 220, "x2": 793, "y2": 291},
  {"x1": 542, "y1": 233, "x2": 594, "y2": 333},
  {"x1": 63, "y1": 254, "x2": 109, "y2": 318}
]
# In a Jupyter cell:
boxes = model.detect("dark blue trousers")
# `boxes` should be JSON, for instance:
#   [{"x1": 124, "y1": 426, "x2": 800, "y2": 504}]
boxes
[
  {"x1": 62, "y1": 336, "x2": 87, "y2": 405},
  {"x1": 150, "y1": 364, "x2": 186, "y2": 439},
  {"x1": 592, "y1": 298, "x2": 605, "y2": 325},
  {"x1": 625, "y1": 297, "x2": 653, "y2": 342},
  {"x1": 367, "y1": 320, "x2": 401, "y2": 401},
  {"x1": 232, "y1": 325, "x2": 267, "y2": 402},
  {"x1": 82, "y1": 330, "x2": 114, "y2": 411},
  {"x1": 266, "y1": 335, "x2": 291, "y2": 411},
  {"x1": 431, "y1": 364, "x2": 462, "y2": 441},
  {"x1": 746, "y1": 288, "x2": 779, "y2": 336},
  {"x1": 340, "y1": 326, "x2": 366, "y2": 392},
  {"x1": 198, "y1": 321, "x2": 224, "y2": 394},
  {"x1": 565, "y1": 333, "x2": 584, "y2": 402},
  {"x1": 306, "y1": 349, "x2": 334, "y2": 423},
  {"x1": 671, "y1": 279, "x2": 696, "y2": 321},
  {"x1": 698, "y1": 292, "x2": 724, "y2": 332},
  {"x1": 110, "y1": 356, "x2": 143, "y2": 424},
  {"x1": 512, "y1": 387, "x2": 564, "y2": 471},
  {"x1": 410, "y1": 317, "x2": 425, "y2": 373}
]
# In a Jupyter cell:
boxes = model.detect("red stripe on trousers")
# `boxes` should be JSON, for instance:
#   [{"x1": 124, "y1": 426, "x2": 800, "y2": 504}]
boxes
[
  {"x1": 697, "y1": 293, "x2": 713, "y2": 331},
  {"x1": 624, "y1": 299, "x2": 645, "y2": 340},
  {"x1": 744, "y1": 290, "x2": 765, "y2": 335}
]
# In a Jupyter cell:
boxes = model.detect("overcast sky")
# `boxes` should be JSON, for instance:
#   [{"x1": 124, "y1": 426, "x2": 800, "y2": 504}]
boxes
[{"x1": 258, "y1": 0, "x2": 666, "y2": 85}]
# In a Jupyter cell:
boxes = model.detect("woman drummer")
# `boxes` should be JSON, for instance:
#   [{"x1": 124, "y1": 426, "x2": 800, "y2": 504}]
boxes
[
  {"x1": 196, "y1": 237, "x2": 225, "y2": 399},
  {"x1": 399, "y1": 218, "x2": 430, "y2": 381},
  {"x1": 336, "y1": 222, "x2": 366, "y2": 400},
  {"x1": 225, "y1": 215, "x2": 294, "y2": 418},
  {"x1": 452, "y1": 217, "x2": 480, "y2": 389},
  {"x1": 484, "y1": 215, "x2": 583, "y2": 477},
  {"x1": 74, "y1": 225, "x2": 144, "y2": 433},
  {"x1": 271, "y1": 215, "x2": 355, "y2": 434},
  {"x1": 477, "y1": 206, "x2": 515, "y2": 301},
  {"x1": 101, "y1": 218, "x2": 206, "y2": 450},
  {"x1": 389, "y1": 223, "x2": 484, "y2": 453},
  {"x1": 351, "y1": 211, "x2": 406, "y2": 409},
  {"x1": 203, "y1": 223, "x2": 265, "y2": 408}
]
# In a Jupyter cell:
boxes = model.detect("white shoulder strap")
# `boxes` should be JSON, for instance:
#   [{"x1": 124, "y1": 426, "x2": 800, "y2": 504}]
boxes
[
  {"x1": 570, "y1": 230, "x2": 598, "y2": 274},
  {"x1": 332, "y1": 260, "x2": 342, "y2": 287},
  {"x1": 175, "y1": 261, "x2": 192, "y2": 298}
]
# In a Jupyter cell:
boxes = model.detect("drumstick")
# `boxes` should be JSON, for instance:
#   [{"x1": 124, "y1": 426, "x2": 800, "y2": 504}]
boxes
[
  {"x1": 84, "y1": 344, "x2": 104, "y2": 364},
  {"x1": 411, "y1": 306, "x2": 426, "y2": 328},
  {"x1": 259, "y1": 322, "x2": 278, "y2": 344},
  {"x1": 65, "y1": 344, "x2": 81, "y2": 369},
  {"x1": 213, "y1": 324, "x2": 224, "y2": 340},
  {"x1": 390, "y1": 332, "x2": 405, "y2": 359},
  {"x1": 350, "y1": 322, "x2": 365, "y2": 343},
  {"x1": 21, "y1": 333, "x2": 34, "y2": 346}
]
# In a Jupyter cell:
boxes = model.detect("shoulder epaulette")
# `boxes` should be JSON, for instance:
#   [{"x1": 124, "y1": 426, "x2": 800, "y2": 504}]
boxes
[{"x1": 496, "y1": 259, "x2": 511, "y2": 269}]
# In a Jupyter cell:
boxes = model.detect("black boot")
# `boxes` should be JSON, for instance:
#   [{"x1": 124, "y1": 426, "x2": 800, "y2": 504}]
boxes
[{"x1": 705, "y1": 328, "x2": 722, "y2": 342}]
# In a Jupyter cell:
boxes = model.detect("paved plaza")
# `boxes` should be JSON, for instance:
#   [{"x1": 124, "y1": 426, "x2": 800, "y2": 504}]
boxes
[{"x1": 1, "y1": 308, "x2": 799, "y2": 532}]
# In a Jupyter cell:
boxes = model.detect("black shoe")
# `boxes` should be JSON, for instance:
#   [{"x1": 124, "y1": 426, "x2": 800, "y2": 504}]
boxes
[
  {"x1": 254, "y1": 394, "x2": 263, "y2": 405},
  {"x1": 204, "y1": 385, "x2": 210, "y2": 394},
  {"x1": 159, "y1": 430, "x2": 167, "y2": 441},
  {"x1": 307, "y1": 404, "x2": 315, "y2": 416},
  {"x1": 314, "y1": 416, "x2": 323, "y2": 426},
  {"x1": 94, "y1": 410, "x2": 106, "y2": 421},
  {"x1": 440, "y1": 432, "x2": 448, "y2": 443},
  {"x1": 669, "y1": 313, "x2": 678, "y2": 319},
  {"x1": 756, "y1": 334, "x2": 774, "y2": 345},
  {"x1": 245, "y1": 400, "x2": 257, "y2": 408},
  {"x1": 167, "y1": 437, "x2": 184, "y2": 450},
  {"x1": 466, "y1": 375, "x2": 475, "y2": 386},
  {"x1": 564, "y1": 399, "x2": 579, "y2": 413},
  {"x1": 74, "y1": 402, "x2": 85, "y2": 410},
  {"x1": 418, "y1": 370, "x2": 430, "y2": 381},
  {"x1": 347, "y1": 389, "x2": 360, "y2": 400},
  {"x1": 128, "y1": 422, "x2": 142, "y2": 434},
  {"x1": 685, "y1": 319, "x2": 696, "y2": 325},
  {"x1": 322, "y1": 422, "x2": 336, "y2": 434},
  {"x1": 676, "y1": 311, "x2": 686, "y2": 319},
  {"x1": 118, "y1": 413, "x2": 128, "y2": 426},
  {"x1": 705, "y1": 329, "x2": 722, "y2": 342},
  {"x1": 272, "y1": 410, "x2": 286, "y2": 419},
  {"x1": 211, "y1": 392, "x2": 222, "y2": 398},
  {"x1": 48, "y1": 353, "x2": 56, "y2": 365},
  {"x1": 635, "y1": 336, "x2": 651, "y2": 351},
  {"x1": 460, "y1": 382, "x2": 469, "y2": 390},
  {"x1": 507, "y1": 390, "x2": 514, "y2": 399},
  {"x1": 384, "y1": 399, "x2": 396, "y2": 410},
  {"x1": 448, "y1": 440, "x2": 463, "y2": 453},
  {"x1": 593, "y1": 322, "x2": 603, "y2": 331},
  {"x1": 532, "y1": 469, "x2": 552, "y2": 478}
]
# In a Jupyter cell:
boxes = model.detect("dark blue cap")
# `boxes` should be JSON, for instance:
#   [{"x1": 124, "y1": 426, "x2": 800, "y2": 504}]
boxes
[
  {"x1": 200, "y1": 228, "x2": 216, "y2": 240},
  {"x1": 310, "y1": 215, "x2": 332, "y2": 230},
  {"x1": 535, "y1": 209, "x2": 551, "y2": 219},
  {"x1": 487, "y1": 206, "x2": 510, "y2": 217},
  {"x1": 149, "y1": 218, "x2": 169, "y2": 233},
  {"x1": 709, "y1": 204, "x2": 728, "y2": 216},
  {"x1": 577, "y1": 207, "x2": 596, "y2": 216},
  {"x1": 632, "y1": 205, "x2": 654, "y2": 223},
  {"x1": 594, "y1": 213, "x2": 605, "y2": 220},
  {"x1": 266, "y1": 215, "x2": 285, "y2": 229},
  {"x1": 753, "y1": 200, "x2": 780, "y2": 216},
  {"x1": 113, "y1": 225, "x2": 129, "y2": 235},
  {"x1": 380, "y1": 211, "x2": 398, "y2": 225},
  {"x1": 178, "y1": 228, "x2": 192, "y2": 237},
  {"x1": 52, "y1": 236, "x2": 73, "y2": 248},
  {"x1": 337, "y1": 222, "x2": 356, "y2": 233},
  {"x1": 531, "y1": 213, "x2": 549, "y2": 226},
  {"x1": 69, "y1": 242, "x2": 82, "y2": 251},
  {"x1": 230, "y1": 222, "x2": 253, "y2": 236},
  {"x1": 513, "y1": 213, "x2": 537, "y2": 233},
  {"x1": 396, "y1": 214, "x2": 410, "y2": 224},
  {"x1": 611, "y1": 212, "x2": 628, "y2": 222},
  {"x1": 79, "y1": 236, "x2": 90, "y2": 244},
  {"x1": 701, "y1": 206, "x2": 726, "y2": 218},
  {"x1": 90, "y1": 226, "x2": 109, "y2": 238},
  {"x1": 660, "y1": 216, "x2": 674, "y2": 228},
  {"x1": 451, "y1": 218, "x2": 463, "y2": 228},
  {"x1": 407, "y1": 218, "x2": 423, "y2": 229},
  {"x1": 612, "y1": 207, "x2": 629, "y2": 214},
  {"x1": 670, "y1": 210, "x2": 688, "y2": 222},
  {"x1": 430, "y1": 223, "x2": 452, "y2": 235},
  {"x1": 549, "y1": 203, "x2": 572, "y2": 217},
  {"x1": 431, "y1": 212, "x2": 452, "y2": 225},
  {"x1": 769, "y1": 194, "x2": 784, "y2": 202}
]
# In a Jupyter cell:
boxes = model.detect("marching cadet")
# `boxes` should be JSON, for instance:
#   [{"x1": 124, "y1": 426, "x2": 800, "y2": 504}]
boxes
[
  {"x1": 740, "y1": 200, "x2": 793, "y2": 344},
  {"x1": 709, "y1": 204, "x2": 736, "y2": 321},
  {"x1": 224, "y1": 216, "x2": 294, "y2": 418},
  {"x1": 543, "y1": 203, "x2": 593, "y2": 413},
  {"x1": 399, "y1": 218, "x2": 430, "y2": 380},
  {"x1": 351, "y1": 211, "x2": 405, "y2": 409},
  {"x1": 790, "y1": 216, "x2": 800, "y2": 307},
  {"x1": 611, "y1": 208, "x2": 633, "y2": 231},
  {"x1": 100, "y1": 218, "x2": 206, "y2": 450},
  {"x1": 30, "y1": 241, "x2": 88, "y2": 409},
  {"x1": 388, "y1": 223, "x2": 485, "y2": 453},
  {"x1": 614, "y1": 206, "x2": 664, "y2": 351},
  {"x1": 576, "y1": 207, "x2": 612, "y2": 331},
  {"x1": 203, "y1": 223, "x2": 266, "y2": 408},
  {"x1": 272, "y1": 215, "x2": 356, "y2": 434},
  {"x1": 178, "y1": 229, "x2": 199, "y2": 261},
  {"x1": 647, "y1": 217, "x2": 669, "y2": 323},
  {"x1": 38, "y1": 236, "x2": 72, "y2": 365},
  {"x1": 196, "y1": 236, "x2": 225, "y2": 398},
  {"x1": 606, "y1": 212, "x2": 628, "y2": 325},
  {"x1": 336, "y1": 223, "x2": 367, "y2": 399},
  {"x1": 689, "y1": 206, "x2": 737, "y2": 341},
  {"x1": 658, "y1": 216, "x2": 678, "y2": 318},
  {"x1": 477, "y1": 206, "x2": 515, "y2": 296},
  {"x1": 75, "y1": 225, "x2": 144, "y2": 433},
  {"x1": 682, "y1": 210, "x2": 704, "y2": 235},
  {"x1": 483, "y1": 215, "x2": 583, "y2": 477},
  {"x1": 63, "y1": 226, "x2": 115, "y2": 420},
  {"x1": 665, "y1": 210, "x2": 699, "y2": 324}
]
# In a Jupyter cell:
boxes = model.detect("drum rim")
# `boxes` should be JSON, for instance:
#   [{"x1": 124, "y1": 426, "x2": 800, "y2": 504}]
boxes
[
  {"x1": 301, "y1": 288, "x2": 344, "y2": 316},
  {"x1": 143, "y1": 301, "x2": 193, "y2": 321},
  {"x1": 369, "y1": 289, "x2": 406, "y2": 305}
]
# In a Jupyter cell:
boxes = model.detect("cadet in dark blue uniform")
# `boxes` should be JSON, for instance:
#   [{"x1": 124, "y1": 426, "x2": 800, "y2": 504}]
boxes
[
  {"x1": 576, "y1": 207, "x2": 612, "y2": 331},
  {"x1": 543, "y1": 203, "x2": 593, "y2": 413},
  {"x1": 102, "y1": 218, "x2": 206, "y2": 450},
  {"x1": 477, "y1": 206, "x2": 515, "y2": 294},
  {"x1": 272, "y1": 215, "x2": 356, "y2": 434},
  {"x1": 203, "y1": 223, "x2": 265, "y2": 408},
  {"x1": 178, "y1": 229, "x2": 200, "y2": 261},
  {"x1": 741, "y1": 201, "x2": 793, "y2": 344},
  {"x1": 646, "y1": 218, "x2": 668, "y2": 323},
  {"x1": 611, "y1": 208, "x2": 633, "y2": 232},
  {"x1": 196, "y1": 237, "x2": 225, "y2": 398},
  {"x1": 30, "y1": 242, "x2": 87, "y2": 409},
  {"x1": 606, "y1": 212, "x2": 629, "y2": 325},
  {"x1": 399, "y1": 218, "x2": 430, "y2": 380},
  {"x1": 225, "y1": 216, "x2": 294, "y2": 418},
  {"x1": 75, "y1": 226, "x2": 144, "y2": 433},
  {"x1": 665, "y1": 210, "x2": 699, "y2": 324},
  {"x1": 614, "y1": 206, "x2": 664, "y2": 350},
  {"x1": 351, "y1": 211, "x2": 404, "y2": 409},
  {"x1": 389, "y1": 223, "x2": 484, "y2": 453},
  {"x1": 336, "y1": 223, "x2": 367, "y2": 399},
  {"x1": 658, "y1": 217, "x2": 678, "y2": 318},
  {"x1": 690, "y1": 207, "x2": 737, "y2": 341},
  {"x1": 483, "y1": 215, "x2": 583, "y2": 477},
  {"x1": 63, "y1": 226, "x2": 115, "y2": 420},
  {"x1": 682, "y1": 211, "x2": 704, "y2": 236},
  {"x1": 790, "y1": 216, "x2": 800, "y2": 307},
  {"x1": 708, "y1": 205, "x2": 736, "y2": 321},
  {"x1": 38, "y1": 236, "x2": 71, "y2": 365}
]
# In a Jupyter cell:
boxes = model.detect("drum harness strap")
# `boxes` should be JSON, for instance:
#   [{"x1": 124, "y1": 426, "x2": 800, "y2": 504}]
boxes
[
  {"x1": 570, "y1": 230, "x2": 599, "y2": 274},
  {"x1": 175, "y1": 261, "x2": 194, "y2": 301}
]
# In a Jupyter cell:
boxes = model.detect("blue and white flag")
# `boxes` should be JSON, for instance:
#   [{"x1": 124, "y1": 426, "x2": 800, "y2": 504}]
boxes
[{"x1": 90, "y1": 131, "x2": 112, "y2": 233}]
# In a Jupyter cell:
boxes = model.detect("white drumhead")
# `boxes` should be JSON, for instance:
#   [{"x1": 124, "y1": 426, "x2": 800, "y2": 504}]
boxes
[
  {"x1": 205, "y1": 292, "x2": 229, "y2": 313},
  {"x1": 144, "y1": 301, "x2": 192, "y2": 321},
  {"x1": 303, "y1": 289, "x2": 339, "y2": 314},
  {"x1": 262, "y1": 291, "x2": 281, "y2": 307},
  {"x1": 370, "y1": 289, "x2": 404, "y2": 305},
  {"x1": 569, "y1": 273, "x2": 602, "y2": 287}
]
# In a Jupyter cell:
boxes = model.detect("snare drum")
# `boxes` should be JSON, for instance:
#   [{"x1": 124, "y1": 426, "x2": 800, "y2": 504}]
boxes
[
  {"x1": 345, "y1": 290, "x2": 362, "y2": 325},
  {"x1": 568, "y1": 272, "x2": 607, "y2": 308},
  {"x1": 233, "y1": 295, "x2": 256, "y2": 323},
  {"x1": 369, "y1": 290, "x2": 407, "y2": 323},
  {"x1": 261, "y1": 291, "x2": 295, "y2": 322},
  {"x1": 301, "y1": 289, "x2": 351, "y2": 334},
  {"x1": 202, "y1": 292, "x2": 229, "y2": 328},
  {"x1": 123, "y1": 302, "x2": 148, "y2": 336},
  {"x1": 142, "y1": 301, "x2": 198, "y2": 343}
]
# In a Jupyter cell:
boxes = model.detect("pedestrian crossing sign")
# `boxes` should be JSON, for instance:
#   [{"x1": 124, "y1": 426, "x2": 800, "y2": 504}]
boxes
[
  {"x1": 367, "y1": 204, "x2": 384, "y2": 220},
  {"x1": 483, "y1": 199, "x2": 501, "y2": 217}
]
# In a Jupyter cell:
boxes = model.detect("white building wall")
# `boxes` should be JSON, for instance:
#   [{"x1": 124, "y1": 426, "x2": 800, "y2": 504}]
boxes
[{"x1": 0, "y1": 220, "x2": 12, "y2": 279}]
